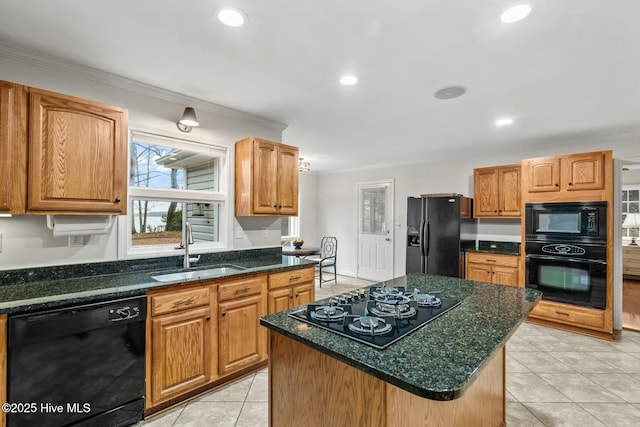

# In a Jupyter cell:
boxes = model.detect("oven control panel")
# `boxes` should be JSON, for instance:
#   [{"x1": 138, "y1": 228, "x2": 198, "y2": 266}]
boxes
[{"x1": 542, "y1": 244, "x2": 586, "y2": 256}]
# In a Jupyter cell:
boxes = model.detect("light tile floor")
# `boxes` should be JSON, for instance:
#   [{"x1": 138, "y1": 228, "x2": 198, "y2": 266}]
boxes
[{"x1": 140, "y1": 275, "x2": 640, "y2": 427}]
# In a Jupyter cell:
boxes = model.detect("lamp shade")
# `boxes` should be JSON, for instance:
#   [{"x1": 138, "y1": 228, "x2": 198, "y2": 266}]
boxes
[
  {"x1": 179, "y1": 107, "x2": 199, "y2": 127},
  {"x1": 622, "y1": 213, "x2": 640, "y2": 229}
]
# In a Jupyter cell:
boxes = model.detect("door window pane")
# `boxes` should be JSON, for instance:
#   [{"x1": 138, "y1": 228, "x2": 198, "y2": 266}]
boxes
[{"x1": 361, "y1": 188, "x2": 386, "y2": 234}]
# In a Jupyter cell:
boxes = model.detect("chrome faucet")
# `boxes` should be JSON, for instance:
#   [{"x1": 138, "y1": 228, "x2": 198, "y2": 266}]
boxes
[{"x1": 182, "y1": 221, "x2": 200, "y2": 268}]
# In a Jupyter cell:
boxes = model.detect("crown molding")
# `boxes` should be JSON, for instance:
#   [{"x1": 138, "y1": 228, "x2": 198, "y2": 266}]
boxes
[{"x1": 0, "y1": 41, "x2": 288, "y2": 132}]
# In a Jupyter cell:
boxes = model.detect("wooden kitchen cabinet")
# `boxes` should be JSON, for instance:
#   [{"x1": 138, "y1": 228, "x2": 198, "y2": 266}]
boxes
[
  {"x1": 465, "y1": 252, "x2": 520, "y2": 287},
  {"x1": 234, "y1": 137, "x2": 299, "y2": 216},
  {"x1": 0, "y1": 81, "x2": 28, "y2": 214},
  {"x1": 267, "y1": 267, "x2": 316, "y2": 314},
  {"x1": 148, "y1": 286, "x2": 213, "y2": 407},
  {"x1": 473, "y1": 164, "x2": 521, "y2": 217},
  {"x1": 623, "y1": 245, "x2": 640, "y2": 279},
  {"x1": 523, "y1": 151, "x2": 608, "y2": 197},
  {"x1": 218, "y1": 276, "x2": 267, "y2": 376},
  {"x1": 28, "y1": 88, "x2": 128, "y2": 214}
]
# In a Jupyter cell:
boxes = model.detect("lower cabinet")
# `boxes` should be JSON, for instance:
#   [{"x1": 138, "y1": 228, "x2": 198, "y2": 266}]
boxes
[
  {"x1": 146, "y1": 269, "x2": 310, "y2": 412},
  {"x1": 218, "y1": 276, "x2": 267, "y2": 376},
  {"x1": 148, "y1": 286, "x2": 213, "y2": 408},
  {"x1": 465, "y1": 252, "x2": 520, "y2": 287},
  {"x1": 267, "y1": 267, "x2": 315, "y2": 314}
]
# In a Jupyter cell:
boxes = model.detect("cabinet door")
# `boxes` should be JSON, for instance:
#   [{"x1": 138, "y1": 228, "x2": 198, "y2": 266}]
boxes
[
  {"x1": 492, "y1": 266, "x2": 519, "y2": 287},
  {"x1": 466, "y1": 263, "x2": 492, "y2": 283},
  {"x1": 293, "y1": 283, "x2": 315, "y2": 307},
  {"x1": 151, "y1": 306, "x2": 212, "y2": 406},
  {"x1": 27, "y1": 89, "x2": 128, "y2": 214},
  {"x1": 498, "y1": 166, "x2": 521, "y2": 216},
  {"x1": 219, "y1": 294, "x2": 267, "y2": 375},
  {"x1": 0, "y1": 81, "x2": 27, "y2": 214},
  {"x1": 251, "y1": 139, "x2": 279, "y2": 214},
  {"x1": 562, "y1": 152, "x2": 604, "y2": 191},
  {"x1": 276, "y1": 144, "x2": 299, "y2": 215},
  {"x1": 525, "y1": 157, "x2": 560, "y2": 193},
  {"x1": 268, "y1": 288, "x2": 292, "y2": 314},
  {"x1": 473, "y1": 168, "x2": 499, "y2": 217}
]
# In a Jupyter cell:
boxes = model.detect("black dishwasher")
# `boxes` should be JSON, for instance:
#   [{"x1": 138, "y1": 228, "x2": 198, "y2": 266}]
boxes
[{"x1": 7, "y1": 296, "x2": 146, "y2": 427}]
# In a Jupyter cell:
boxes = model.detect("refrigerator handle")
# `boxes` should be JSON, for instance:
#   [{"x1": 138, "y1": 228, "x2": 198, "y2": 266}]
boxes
[
  {"x1": 425, "y1": 221, "x2": 430, "y2": 256},
  {"x1": 419, "y1": 219, "x2": 426, "y2": 256}
]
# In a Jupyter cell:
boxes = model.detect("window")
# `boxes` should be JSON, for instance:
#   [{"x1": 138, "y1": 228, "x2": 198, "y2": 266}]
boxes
[
  {"x1": 124, "y1": 130, "x2": 228, "y2": 257},
  {"x1": 281, "y1": 216, "x2": 299, "y2": 245},
  {"x1": 622, "y1": 186, "x2": 640, "y2": 242}
]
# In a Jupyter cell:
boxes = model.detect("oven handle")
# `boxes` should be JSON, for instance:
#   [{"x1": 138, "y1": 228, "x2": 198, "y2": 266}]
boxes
[{"x1": 525, "y1": 254, "x2": 607, "y2": 265}]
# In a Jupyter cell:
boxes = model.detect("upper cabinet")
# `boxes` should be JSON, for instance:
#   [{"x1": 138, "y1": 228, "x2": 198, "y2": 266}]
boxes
[
  {"x1": 473, "y1": 164, "x2": 521, "y2": 218},
  {"x1": 235, "y1": 137, "x2": 299, "y2": 216},
  {"x1": 0, "y1": 81, "x2": 28, "y2": 214},
  {"x1": 522, "y1": 150, "x2": 611, "y2": 202},
  {"x1": 28, "y1": 88, "x2": 128, "y2": 215},
  {"x1": 0, "y1": 79, "x2": 128, "y2": 215}
]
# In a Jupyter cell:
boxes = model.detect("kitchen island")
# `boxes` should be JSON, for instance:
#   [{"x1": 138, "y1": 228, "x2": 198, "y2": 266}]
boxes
[{"x1": 260, "y1": 273, "x2": 541, "y2": 427}]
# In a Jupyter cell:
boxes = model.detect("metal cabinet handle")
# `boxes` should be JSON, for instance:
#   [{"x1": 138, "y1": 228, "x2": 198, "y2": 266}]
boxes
[
  {"x1": 486, "y1": 259, "x2": 496, "y2": 262},
  {"x1": 175, "y1": 298, "x2": 194, "y2": 307},
  {"x1": 114, "y1": 197, "x2": 121, "y2": 203},
  {"x1": 554, "y1": 183, "x2": 559, "y2": 187},
  {"x1": 555, "y1": 311, "x2": 570, "y2": 316},
  {"x1": 568, "y1": 182, "x2": 573, "y2": 186},
  {"x1": 289, "y1": 275, "x2": 301, "y2": 281},
  {"x1": 221, "y1": 312, "x2": 227, "y2": 317},
  {"x1": 234, "y1": 287, "x2": 251, "y2": 294}
]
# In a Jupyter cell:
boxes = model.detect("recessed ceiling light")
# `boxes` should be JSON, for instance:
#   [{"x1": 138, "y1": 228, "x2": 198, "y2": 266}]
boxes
[
  {"x1": 501, "y1": 5, "x2": 531, "y2": 23},
  {"x1": 340, "y1": 75, "x2": 358, "y2": 85},
  {"x1": 434, "y1": 86, "x2": 466, "y2": 100},
  {"x1": 217, "y1": 7, "x2": 247, "y2": 27},
  {"x1": 495, "y1": 117, "x2": 514, "y2": 126}
]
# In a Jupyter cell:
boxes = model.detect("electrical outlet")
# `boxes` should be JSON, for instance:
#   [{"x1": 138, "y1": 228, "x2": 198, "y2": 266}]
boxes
[
  {"x1": 68, "y1": 235, "x2": 84, "y2": 247},
  {"x1": 261, "y1": 228, "x2": 268, "y2": 238},
  {"x1": 235, "y1": 228, "x2": 243, "y2": 239}
]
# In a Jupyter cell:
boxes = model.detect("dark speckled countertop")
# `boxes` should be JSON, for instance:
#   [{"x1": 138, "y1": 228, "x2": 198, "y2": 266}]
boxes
[
  {"x1": 463, "y1": 240, "x2": 521, "y2": 255},
  {"x1": 260, "y1": 273, "x2": 540, "y2": 401},
  {"x1": 0, "y1": 248, "x2": 314, "y2": 314}
]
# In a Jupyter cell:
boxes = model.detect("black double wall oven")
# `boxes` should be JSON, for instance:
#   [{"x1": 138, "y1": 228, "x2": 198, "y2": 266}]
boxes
[{"x1": 525, "y1": 201, "x2": 607, "y2": 310}]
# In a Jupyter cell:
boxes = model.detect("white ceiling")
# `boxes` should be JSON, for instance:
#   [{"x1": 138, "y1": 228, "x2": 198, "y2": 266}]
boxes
[{"x1": 1, "y1": 0, "x2": 639, "y2": 172}]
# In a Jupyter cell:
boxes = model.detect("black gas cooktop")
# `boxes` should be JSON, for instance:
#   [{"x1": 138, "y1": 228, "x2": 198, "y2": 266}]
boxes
[{"x1": 288, "y1": 284, "x2": 460, "y2": 350}]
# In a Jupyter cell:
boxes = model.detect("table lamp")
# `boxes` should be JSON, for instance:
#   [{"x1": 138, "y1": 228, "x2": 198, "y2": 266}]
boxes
[{"x1": 622, "y1": 213, "x2": 640, "y2": 246}]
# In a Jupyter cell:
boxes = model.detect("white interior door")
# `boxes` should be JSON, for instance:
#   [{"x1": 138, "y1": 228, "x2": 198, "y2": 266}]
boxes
[{"x1": 357, "y1": 180, "x2": 394, "y2": 281}]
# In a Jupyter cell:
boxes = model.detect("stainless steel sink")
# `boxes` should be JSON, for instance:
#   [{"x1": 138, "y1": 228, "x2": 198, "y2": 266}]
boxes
[{"x1": 150, "y1": 265, "x2": 246, "y2": 282}]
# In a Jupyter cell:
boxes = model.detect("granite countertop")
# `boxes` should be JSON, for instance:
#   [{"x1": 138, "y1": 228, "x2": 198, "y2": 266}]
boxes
[
  {"x1": 464, "y1": 240, "x2": 521, "y2": 256},
  {"x1": 0, "y1": 248, "x2": 314, "y2": 314},
  {"x1": 260, "y1": 273, "x2": 541, "y2": 401}
]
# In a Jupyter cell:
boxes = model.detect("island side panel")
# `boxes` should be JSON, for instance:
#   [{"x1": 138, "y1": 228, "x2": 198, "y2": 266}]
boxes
[
  {"x1": 269, "y1": 331, "x2": 506, "y2": 427},
  {"x1": 386, "y1": 346, "x2": 506, "y2": 427},
  {"x1": 269, "y1": 332, "x2": 386, "y2": 427}
]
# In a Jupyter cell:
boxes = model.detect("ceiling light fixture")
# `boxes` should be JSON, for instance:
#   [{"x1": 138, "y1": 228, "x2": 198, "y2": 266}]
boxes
[
  {"x1": 340, "y1": 75, "x2": 358, "y2": 86},
  {"x1": 495, "y1": 117, "x2": 514, "y2": 127},
  {"x1": 177, "y1": 107, "x2": 199, "y2": 133},
  {"x1": 217, "y1": 7, "x2": 247, "y2": 27},
  {"x1": 501, "y1": 4, "x2": 532, "y2": 23},
  {"x1": 298, "y1": 158, "x2": 310, "y2": 172},
  {"x1": 434, "y1": 86, "x2": 467, "y2": 100}
]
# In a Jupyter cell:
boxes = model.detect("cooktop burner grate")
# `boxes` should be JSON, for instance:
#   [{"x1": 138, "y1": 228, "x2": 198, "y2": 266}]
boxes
[{"x1": 288, "y1": 285, "x2": 460, "y2": 350}]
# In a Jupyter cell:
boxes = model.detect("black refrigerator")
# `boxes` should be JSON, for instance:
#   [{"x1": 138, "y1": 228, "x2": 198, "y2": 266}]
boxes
[{"x1": 406, "y1": 195, "x2": 476, "y2": 277}]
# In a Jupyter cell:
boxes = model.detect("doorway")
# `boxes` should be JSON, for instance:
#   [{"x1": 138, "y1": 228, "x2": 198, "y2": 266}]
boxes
[{"x1": 356, "y1": 180, "x2": 394, "y2": 281}]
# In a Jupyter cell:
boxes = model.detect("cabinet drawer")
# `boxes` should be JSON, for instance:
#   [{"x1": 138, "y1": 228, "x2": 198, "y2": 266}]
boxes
[
  {"x1": 151, "y1": 286, "x2": 210, "y2": 316},
  {"x1": 269, "y1": 267, "x2": 315, "y2": 290},
  {"x1": 466, "y1": 252, "x2": 519, "y2": 268},
  {"x1": 530, "y1": 300, "x2": 605, "y2": 330},
  {"x1": 218, "y1": 276, "x2": 264, "y2": 302}
]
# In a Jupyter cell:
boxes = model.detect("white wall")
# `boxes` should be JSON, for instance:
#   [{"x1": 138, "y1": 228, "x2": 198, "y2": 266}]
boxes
[
  {"x1": 302, "y1": 135, "x2": 640, "y2": 278},
  {"x1": 0, "y1": 52, "x2": 285, "y2": 269}
]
